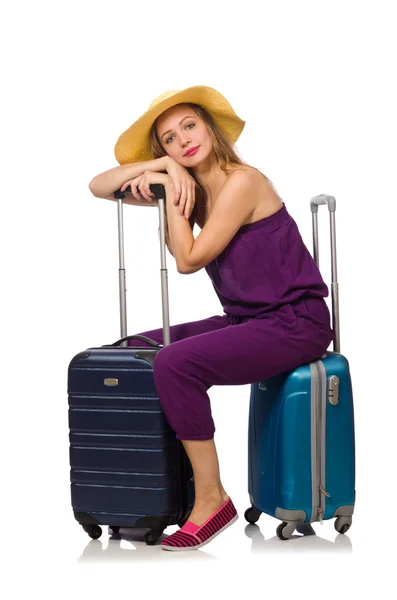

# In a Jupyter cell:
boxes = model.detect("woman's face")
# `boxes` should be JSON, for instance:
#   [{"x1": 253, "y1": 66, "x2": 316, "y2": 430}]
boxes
[{"x1": 156, "y1": 104, "x2": 213, "y2": 166}]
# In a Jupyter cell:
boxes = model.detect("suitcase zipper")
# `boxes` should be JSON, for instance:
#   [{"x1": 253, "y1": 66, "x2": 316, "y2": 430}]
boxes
[
  {"x1": 318, "y1": 486, "x2": 331, "y2": 523},
  {"x1": 311, "y1": 360, "x2": 330, "y2": 524},
  {"x1": 318, "y1": 360, "x2": 331, "y2": 524},
  {"x1": 310, "y1": 362, "x2": 320, "y2": 523}
]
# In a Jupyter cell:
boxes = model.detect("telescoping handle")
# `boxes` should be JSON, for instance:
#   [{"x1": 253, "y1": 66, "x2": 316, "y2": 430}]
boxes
[
  {"x1": 112, "y1": 183, "x2": 171, "y2": 348},
  {"x1": 310, "y1": 194, "x2": 340, "y2": 353}
]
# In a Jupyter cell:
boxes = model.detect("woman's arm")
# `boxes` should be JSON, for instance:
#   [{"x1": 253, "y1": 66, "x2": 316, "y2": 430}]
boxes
[{"x1": 88, "y1": 157, "x2": 169, "y2": 199}]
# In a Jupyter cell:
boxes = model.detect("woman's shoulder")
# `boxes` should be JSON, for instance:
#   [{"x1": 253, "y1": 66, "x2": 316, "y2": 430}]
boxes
[
  {"x1": 226, "y1": 165, "x2": 277, "y2": 197},
  {"x1": 226, "y1": 165, "x2": 271, "y2": 186},
  {"x1": 226, "y1": 165, "x2": 284, "y2": 221}
]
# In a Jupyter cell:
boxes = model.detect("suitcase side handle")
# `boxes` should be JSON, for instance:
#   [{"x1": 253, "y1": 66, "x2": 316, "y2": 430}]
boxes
[
  {"x1": 310, "y1": 194, "x2": 340, "y2": 353},
  {"x1": 112, "y1": 183, "x2": 171, "y2": 348}
]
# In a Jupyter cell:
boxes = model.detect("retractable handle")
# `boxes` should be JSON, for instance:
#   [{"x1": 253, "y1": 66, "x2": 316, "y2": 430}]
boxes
[
  {"x1": 310, "y1": 194, "x2": 340, "y2": 353},
  {"x1": 112, "y1": 183, "x2": 171, "y2": 348}
]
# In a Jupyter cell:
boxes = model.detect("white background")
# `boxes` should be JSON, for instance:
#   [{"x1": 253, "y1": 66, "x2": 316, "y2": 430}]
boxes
[{"x1": 2, "y1": 0, "x2": 396, "y2": 596}]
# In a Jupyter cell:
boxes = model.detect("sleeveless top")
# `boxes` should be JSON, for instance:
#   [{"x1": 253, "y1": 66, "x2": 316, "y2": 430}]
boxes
[{"x1": 204, "y1": 202, "x2": 329, "y2": 317}]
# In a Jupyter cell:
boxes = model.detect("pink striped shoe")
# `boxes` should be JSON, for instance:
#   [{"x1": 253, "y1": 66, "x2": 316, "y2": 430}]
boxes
[{"x1": 161, "y1": 496, "x2": 238, "y2": 551}]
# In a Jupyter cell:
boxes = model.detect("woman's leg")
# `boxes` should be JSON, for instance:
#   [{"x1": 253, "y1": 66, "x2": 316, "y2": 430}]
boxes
[
  {"x1": 127, "y1": 313, "x2": 231, "y2": 507},
  {"x1": 179, "y1": 439, "x2": 228, "y2": 526},
  {"x1": 154, "y1": 302, "x2": 333, "y2": 530},
  {"x1": 153, "y1": 303, "x2": 332, "y2": 441},
  {"x1": 126, "y1": 313, "x2": 230, "y2": 347}
]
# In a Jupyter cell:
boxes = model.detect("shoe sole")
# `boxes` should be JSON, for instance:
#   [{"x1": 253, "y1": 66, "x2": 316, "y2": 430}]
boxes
[{"x1": 161, "y1": 513, "x2": 239, "y2": 551}]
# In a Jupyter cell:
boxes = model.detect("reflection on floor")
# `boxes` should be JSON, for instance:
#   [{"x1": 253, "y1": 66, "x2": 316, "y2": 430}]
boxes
[{"x1": 76, "y1": 523, "x2": 353, "y2": 563}]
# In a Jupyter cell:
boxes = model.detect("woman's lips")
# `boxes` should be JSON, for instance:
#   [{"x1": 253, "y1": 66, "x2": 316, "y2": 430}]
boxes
[{"x1": 184, "y1": 146, "x2": 200, "y2": 157}]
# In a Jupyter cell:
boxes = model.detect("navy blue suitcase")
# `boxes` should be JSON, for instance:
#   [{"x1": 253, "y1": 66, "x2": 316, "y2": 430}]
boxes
[
  {"x1": 245, "y1": 195, "x2": 355, "y2": 539},
  {"x1": 68, "y1": 184, "x2": 194, "y2": 545}
]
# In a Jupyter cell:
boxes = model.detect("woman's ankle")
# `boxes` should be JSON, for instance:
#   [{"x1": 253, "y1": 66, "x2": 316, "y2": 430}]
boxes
[
  {"x1": 194, "y1": 489, "x2": 228, "y2": 506},
  {"x1": 220, "y1": 486, "x2": 228, "y2": 499}
]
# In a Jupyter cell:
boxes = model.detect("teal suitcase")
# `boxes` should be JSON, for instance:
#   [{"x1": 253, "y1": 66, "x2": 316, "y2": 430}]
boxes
[{"x1": 245, "y1": 195, "x2": 355, "y2": 539}]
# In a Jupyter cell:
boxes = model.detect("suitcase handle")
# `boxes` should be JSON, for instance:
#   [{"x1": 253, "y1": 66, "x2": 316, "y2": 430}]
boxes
[
  {"x1": 112, "y1": 183, "x2": 164, "y2": 200},
  {"x1": 108, "y1": 334, "x2": 163, "y2": 348},
  {"x1": 310, "y1": 194, "x2": 340, "y2": 353},
  {"x1": 310, "y1": 194, "x2": 336, "y2": 213},
  {"x1": 112, "y1": 183, "x2": 171, "y2": 348}
]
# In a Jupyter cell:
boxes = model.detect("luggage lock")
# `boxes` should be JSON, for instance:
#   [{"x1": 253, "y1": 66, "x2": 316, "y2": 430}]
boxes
[{"x1": 328, "y1": 375, "x2": 339, "y2": 405}]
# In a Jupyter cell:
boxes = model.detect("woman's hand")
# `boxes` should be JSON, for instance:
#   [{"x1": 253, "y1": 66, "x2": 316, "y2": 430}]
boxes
[
  {"x1": 121, "y1": 163, "x2": 196, "y2": 220},
  {"x1": 164, "y1": 158, "x2": 196, "y2": 219},
  {"x1": 120, "y1": 171, "x2": 170, "y2": 203}
]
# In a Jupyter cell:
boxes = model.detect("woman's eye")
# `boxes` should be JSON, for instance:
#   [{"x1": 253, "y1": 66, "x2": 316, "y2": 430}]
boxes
[{"x1": 165, "y1": 123, "x2": 195, "y2": 144}]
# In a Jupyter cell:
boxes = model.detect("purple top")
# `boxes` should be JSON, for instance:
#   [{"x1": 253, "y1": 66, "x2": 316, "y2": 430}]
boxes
[{"x1": 204, "y1": 202, "x2": 329, "y2": 317}]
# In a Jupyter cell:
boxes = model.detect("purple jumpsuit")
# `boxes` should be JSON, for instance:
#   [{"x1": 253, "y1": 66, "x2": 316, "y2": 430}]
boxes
[{"x1": 128, "y1": 202, "x2": 334, "y2": 440}]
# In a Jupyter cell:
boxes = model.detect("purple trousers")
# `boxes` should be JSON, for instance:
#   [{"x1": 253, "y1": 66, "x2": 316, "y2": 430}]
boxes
[{"x1": 127, "y1": 296, "x2": 334, "y2": 441}]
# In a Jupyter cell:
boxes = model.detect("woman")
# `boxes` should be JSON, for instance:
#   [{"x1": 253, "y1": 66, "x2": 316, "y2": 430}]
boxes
[{"x1": 88, "y1": 85, "x2": 334, "y2": 551}]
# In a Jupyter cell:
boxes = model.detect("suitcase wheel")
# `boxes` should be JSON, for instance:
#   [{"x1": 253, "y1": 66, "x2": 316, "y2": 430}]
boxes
[
  {"x1": 276, "y1": 521, "x2": 296, "y2": 540},
  {"x1": 82, "y1": 524, "x2": 102, "y2": 540},
  {"x1": 244, "y1": 506, "x2": 262, "y2": 524},
  {"x1": 334, "y1": 516, "x2": 352, "y2": 534},
  {"x1": 109, "y1": 526, "x2": 120, "y2": 535},
  {"x1": 144, "y1": 530, "x2": 164, "y2": 545}
]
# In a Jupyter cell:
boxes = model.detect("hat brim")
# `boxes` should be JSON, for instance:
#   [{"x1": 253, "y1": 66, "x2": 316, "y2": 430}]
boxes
[{"x1": 114, "y1": 85, "x2": 246, "y2": 165}]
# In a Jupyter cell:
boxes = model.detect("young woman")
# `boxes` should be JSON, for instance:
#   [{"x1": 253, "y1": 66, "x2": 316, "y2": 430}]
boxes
[{"x1": 89, "y1": 85, "x2": 334, "y2": 551}]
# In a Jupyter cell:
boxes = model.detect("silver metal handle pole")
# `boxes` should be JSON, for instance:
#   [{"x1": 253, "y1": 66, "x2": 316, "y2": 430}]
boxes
[
  {"x1": 310, "y1": 194, "x2": 340, "y2": 353},
  {"x1": 115, "y1": 184, "x2": 171, "y2": 349},
  {"x1": 157, "y1": 195, "x2": 171, "y2": 346},
  {"x1": 117, "y1": 198, "x2": 128, "y2": 347}
]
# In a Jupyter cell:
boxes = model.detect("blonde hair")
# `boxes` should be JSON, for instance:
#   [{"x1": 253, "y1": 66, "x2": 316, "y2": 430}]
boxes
[{"x1": 149, "y1": 102, "x2": 276, "y2": 258}]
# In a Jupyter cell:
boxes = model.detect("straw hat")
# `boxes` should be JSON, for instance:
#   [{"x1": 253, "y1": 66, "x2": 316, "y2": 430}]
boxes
[{"x1": 114, "y1": 85, "x2": 246, "y2": 165}]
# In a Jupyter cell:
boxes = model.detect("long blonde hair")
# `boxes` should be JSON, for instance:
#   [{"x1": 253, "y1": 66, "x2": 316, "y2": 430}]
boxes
[{"x1": 149, "y1": 102, "x2": 275, "y2": 258}]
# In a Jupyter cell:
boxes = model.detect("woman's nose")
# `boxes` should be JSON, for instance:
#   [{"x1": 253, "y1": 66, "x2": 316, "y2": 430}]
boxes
[{"x1": 180, "y1": 134, "x2": 192, "y2": 146}]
